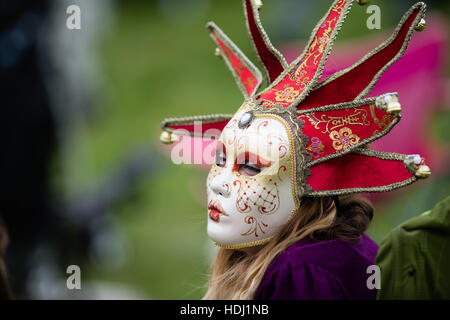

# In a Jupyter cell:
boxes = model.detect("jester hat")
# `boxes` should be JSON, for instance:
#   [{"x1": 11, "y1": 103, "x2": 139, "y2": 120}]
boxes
[{"x1": 160, "y1": 0, "x2": 431, "y2": 198}]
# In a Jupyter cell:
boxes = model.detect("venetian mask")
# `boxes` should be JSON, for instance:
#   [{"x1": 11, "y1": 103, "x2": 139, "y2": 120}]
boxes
[
  {"x1": 160, "y1": 0, "x2": 430, "y2": 249},
  {"x1": 206, "y1": 107, "x2": 299, "y2": 248}
]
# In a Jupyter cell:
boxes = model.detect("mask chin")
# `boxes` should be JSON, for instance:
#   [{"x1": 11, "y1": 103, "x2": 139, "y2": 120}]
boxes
[{"x1": 208, "y1": 224, "x2": 278, "y2": 249}]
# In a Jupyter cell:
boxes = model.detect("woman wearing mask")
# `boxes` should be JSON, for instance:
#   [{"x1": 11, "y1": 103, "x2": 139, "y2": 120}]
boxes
[{"x1": 160, "y1": 0, "x2": 430, "y2": 299}]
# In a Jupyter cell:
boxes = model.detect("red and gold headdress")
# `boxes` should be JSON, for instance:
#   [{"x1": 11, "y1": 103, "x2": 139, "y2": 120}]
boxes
[{"x1": 160, "y1": 0, "x2": 430, "y2": 198}]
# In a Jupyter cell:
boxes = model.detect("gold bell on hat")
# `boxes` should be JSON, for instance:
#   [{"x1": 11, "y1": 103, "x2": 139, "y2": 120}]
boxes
[
  {"x1": 215, "y1": 47, "x2": 221, "y2": 58},
  {"x1": 415, "y1": 164, "x2": 431, "y2": 178},
  {"x1": 160, "y1": 131, "x2": 177, "y2": 144},
  {"x1": 404, "y1": 155, "x2": 431, "y2": 179},
  {"x1": 375, "y1": 93, "x2": 402, "y2": 116},
  {"x1": 253, "y1": 0, "x2": 263, "y2": 10},
  {"x1": 415, "y1": 18, "x2": 426, "y2": 32}
]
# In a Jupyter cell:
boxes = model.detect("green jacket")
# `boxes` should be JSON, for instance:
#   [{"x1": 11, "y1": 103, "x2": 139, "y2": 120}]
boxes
[{"x1": 376, "y1": 196, "x2": 450, "y2": 299}]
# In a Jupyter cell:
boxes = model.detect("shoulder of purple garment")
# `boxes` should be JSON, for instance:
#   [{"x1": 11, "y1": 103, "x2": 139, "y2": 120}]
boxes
[
  {"x1": 266, "y1": 236, "x2": 377, "y2": 274},
  {"x1": 255, "y1": 258, "x2": 349, "y2": 300}
]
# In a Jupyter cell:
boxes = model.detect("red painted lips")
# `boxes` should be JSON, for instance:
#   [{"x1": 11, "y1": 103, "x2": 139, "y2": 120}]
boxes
[{"x1": 208, "y1": 200, "x2": 228, "y2": 222}]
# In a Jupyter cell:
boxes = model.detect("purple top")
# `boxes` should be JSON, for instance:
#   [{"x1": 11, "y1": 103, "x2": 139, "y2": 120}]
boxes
[{"x1": 254, "y1": 233, "x2": 378, "y2": 300}]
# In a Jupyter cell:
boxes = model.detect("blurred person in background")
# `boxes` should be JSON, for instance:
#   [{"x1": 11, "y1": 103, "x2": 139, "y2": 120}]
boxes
[
  {"x1": 0, "y1": 0, "x2": 113, "y2": 298},
  {"x1": 0, "y1": 0, "x2": 57, "y2": 298},
  {"x1": 1, "y1": 0, "x2": 159, "y2": 299},
  {"x1": 0, "y1": 221, "x2": 12, "y2": 299},
  {"x1": 376, "y1": 195, "x2": 450, "y2": 299}
]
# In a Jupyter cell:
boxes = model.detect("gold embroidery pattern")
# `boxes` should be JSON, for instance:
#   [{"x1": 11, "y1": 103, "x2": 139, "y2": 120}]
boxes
[
  {"x1": 369, "y1": 104, "x2": 393, "y2": 129},
  {"x1": 289, "y1": 0, "x2": 345, "y2": 83},
  {"x1": 305, "y1": 108, "x2": 370, "y2": 134},
  {"x1": 288, "y1": 56, "x2": 312, "y2": 87},
  {"x1": 329, "y1": 127, "x2": 360, "y2": 151},
  {"x1": 286, "y1": 15, "x2": 337, "y2": 89},
  {"x1": 246, "y1": 76, "x2": 257, "y2": 91},
  {"x1": 310, "y1": 17, "x2": 337, "y2": 66},
  {"x1": 290, "y1": 57, "x2": 307, "y2": 79},
  {"x1": 275, "y1": 87, "x2": 300, "y2": 103},
  {"x1": 306, "y1": 137, "x2": 325, "y2": 158},
  {"x1": 331, "y1": 0, "x2": 346, "y2": 14},
  {"x1": 259, "y1": 99, "x2": 278, "y2": 108}
]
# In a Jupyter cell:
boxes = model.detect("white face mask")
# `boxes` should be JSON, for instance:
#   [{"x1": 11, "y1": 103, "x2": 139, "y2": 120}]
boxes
[{"x1": 206, "y1": 108, "x2": 299, "y2": 249}]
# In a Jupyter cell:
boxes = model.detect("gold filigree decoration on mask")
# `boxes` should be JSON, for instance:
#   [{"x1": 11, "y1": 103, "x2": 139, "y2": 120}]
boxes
[{"x1": 241, "y1": 215, "x2": 268, "y2": 238}]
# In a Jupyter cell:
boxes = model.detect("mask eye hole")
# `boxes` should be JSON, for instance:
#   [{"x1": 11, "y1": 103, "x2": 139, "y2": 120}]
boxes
[
  {"x1": 238, "y1": 161, "x2": 261, "y2": 176},
  {"x1": 235, "y1": 152, "x2": 268, "y2": 176},
  {"x1": 215, "y1": 143, "x2": 226, "y2": 168}
]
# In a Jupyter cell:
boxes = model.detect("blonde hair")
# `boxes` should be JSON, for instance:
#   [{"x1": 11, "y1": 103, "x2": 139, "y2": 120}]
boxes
[{"x1": 203, "y1": 195, "x2": 373, "y2": 300}]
